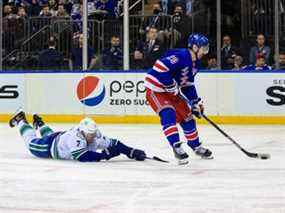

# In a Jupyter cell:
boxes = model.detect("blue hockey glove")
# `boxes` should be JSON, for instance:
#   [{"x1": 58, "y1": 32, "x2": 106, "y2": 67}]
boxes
[
  {"x1": 129, "y1": 149, "x2": 146, "y2": 161},
  {"x1": 102, "y1": 146, "x2": 121, "y2": 160},
  {"x1": 165, "y1": 82, "x2": 179, "y2": 95},
  {"x1": 190, "y1": 98, "x2": 204, "y2": 119}
]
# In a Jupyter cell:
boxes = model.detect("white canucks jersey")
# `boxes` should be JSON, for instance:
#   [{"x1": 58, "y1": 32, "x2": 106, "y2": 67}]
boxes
[{"x1": 50, "y1": 127, "x2": 111, "y2": 160}]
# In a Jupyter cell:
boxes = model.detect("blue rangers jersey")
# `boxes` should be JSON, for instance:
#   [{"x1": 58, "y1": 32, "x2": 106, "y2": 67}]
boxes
[{"x1": 145, "y1": 48, "x2": 201, "y2": 102}]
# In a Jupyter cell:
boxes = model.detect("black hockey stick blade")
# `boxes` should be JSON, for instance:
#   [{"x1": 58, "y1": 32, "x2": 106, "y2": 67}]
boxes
[
  {"x1": 243, "y1": 150, "x2": 271, "y2": 160},
  {"x1": 202, "y1": 114, "x2": 271, "y2": 160},
  {"x1": 146, "y1": 156, "x2": 169, "y2": 163}
]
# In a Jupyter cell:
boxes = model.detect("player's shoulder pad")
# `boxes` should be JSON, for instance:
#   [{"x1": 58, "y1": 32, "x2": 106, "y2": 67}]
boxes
[
  {"x1": 71, "y1": 127, "x2": 86, "y2": 142},
  {"x1": 165, "y1": 49, "x2": 190, "y2": 64}
]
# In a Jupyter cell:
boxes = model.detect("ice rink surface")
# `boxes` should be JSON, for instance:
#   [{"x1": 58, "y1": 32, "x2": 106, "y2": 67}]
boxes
[{"x1": 0, "y1": 123, "x2": 284, "y2": 213}]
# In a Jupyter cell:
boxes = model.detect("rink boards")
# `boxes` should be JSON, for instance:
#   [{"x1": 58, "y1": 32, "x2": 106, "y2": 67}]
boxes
[{"x1": 0, "y1": 70, "x2": 285, "y2": 124}]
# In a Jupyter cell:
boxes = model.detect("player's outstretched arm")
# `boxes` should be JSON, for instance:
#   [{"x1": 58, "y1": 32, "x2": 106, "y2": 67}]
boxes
[
  {"x1": 76, "y1": 151, "x2": 110, "y2": 162},
  {"x1": 108, "y1": 139, "x2": 146, "y2": 161}
]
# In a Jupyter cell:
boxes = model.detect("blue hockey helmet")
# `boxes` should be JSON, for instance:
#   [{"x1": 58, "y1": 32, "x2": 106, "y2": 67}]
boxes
[{"x1": 188, "y1": 33, "x2": 209, "y2": 54}]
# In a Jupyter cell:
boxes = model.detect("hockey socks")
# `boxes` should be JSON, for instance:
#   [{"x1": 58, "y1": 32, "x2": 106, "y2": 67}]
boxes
[
  {"x1": 159, "y1": 108, "x2": 180, "y2": 146},
  {"x1": 162, "y1": 125, "x2": 180, "y2": 146},
  {"x1": 39, "y1": 125, "x2": 53, "y2": 137},
  {"x1": 18, "y1": 120, "x2": 38, "y2": 148},
  {"x1": 180, "y1": 119, "x2": 201, "y2": 150},
  {"x1": 18, "y1": 120, "x2": 34, "y2": 137}
]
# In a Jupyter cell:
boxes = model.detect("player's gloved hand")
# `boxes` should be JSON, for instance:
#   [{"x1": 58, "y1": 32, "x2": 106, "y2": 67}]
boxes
[
  {"x1": 191, "y1": 98, "x2": 204, "y2": 119},
  {"x1": 128, "y1": 149, "x2": 146, "y2": 161},
  {"x1": 165, "y1": 82, "x2": 179, "y2": 96},
  {"x1": 102, "y1": 146, "x2": 121, "y2": 160}
]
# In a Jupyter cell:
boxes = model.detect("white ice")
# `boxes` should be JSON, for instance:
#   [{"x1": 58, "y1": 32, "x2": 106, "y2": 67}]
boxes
[{"x1": 0, "y1": 123, "x2": 284, "y2": 213}]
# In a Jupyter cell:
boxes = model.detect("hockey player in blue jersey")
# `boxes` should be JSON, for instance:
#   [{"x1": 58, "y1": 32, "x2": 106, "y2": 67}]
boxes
[
  {"x1": 9, "y1": 110, "x2": 146, "y2": 162},
  {"x1": 145, "y1": 33, "x2": 213, "y2": 164}
]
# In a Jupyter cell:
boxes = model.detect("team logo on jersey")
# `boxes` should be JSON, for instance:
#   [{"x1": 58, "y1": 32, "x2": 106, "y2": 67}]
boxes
[
  {"x1": 167, "y1": 55, "x2": 178, "y2": 64},
  {"x1": 76, "y1": 76, "x2": 105, "y2": 107}
]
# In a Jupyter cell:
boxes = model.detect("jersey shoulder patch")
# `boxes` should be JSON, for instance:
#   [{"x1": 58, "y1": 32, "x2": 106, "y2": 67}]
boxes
[{"x1": 166, "y1": 55, "x2": 179, "y2": 64}]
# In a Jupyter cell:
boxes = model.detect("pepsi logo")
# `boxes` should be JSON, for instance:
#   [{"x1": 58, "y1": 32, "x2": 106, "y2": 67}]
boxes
[{"x1": 77, "y1": 76, "x2": 105, "y2": 106}]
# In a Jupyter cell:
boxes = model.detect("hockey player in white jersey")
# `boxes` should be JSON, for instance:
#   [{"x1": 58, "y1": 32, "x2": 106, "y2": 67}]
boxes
[{"x1": 9, "y1": 110, "x2": 146, "y2": 162}]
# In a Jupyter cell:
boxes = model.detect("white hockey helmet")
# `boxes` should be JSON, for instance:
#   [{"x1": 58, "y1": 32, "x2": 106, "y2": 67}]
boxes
[{"x1": 78, "y1": 117, "x2": 98, "y2": 135}]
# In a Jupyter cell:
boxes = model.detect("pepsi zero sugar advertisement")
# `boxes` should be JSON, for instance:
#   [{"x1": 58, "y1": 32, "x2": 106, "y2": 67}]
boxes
[{"x1": 75, "y1": 74, "x2": 150, "y2": 115}]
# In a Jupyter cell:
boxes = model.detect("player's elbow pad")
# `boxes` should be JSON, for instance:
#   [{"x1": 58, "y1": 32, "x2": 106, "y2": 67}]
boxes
[{"x1": 77, "y1": 151, "x2": 104, "y2": 162}]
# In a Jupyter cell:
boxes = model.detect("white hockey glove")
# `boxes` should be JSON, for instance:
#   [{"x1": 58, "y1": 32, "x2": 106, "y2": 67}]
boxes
[
  {"x1": 191, "y1": 98, "x2": 204, "y2": 119},
  {"x1": 165, "y1": 82, "x2": 179, "y2": 95}
]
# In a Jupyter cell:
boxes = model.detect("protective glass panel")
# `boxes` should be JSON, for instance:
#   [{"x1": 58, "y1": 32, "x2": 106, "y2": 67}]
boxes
[
  {"x1": 279, "y1": 0, "x2": 285, "y2": 70},
  {"x1": 240, "y1": 0, "x2": 274, "y2": 70}
]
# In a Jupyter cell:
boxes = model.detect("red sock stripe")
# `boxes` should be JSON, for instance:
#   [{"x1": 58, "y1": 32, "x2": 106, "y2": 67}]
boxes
[
  {"x1": 185, "y1": 131, "x2": 198, "y2": 141},
  {"x1": 164, "y1": 126, "x2": 178, "y2": 137}
]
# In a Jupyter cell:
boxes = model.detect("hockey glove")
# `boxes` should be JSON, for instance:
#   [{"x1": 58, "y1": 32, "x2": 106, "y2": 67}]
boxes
[
  {"x1": 165, "y1": 82, "x2": 179, "y2": 96},
  {"x1": 190, "y1": 98, "x2": 204, "y2": 119},
  {"x1": 129, "y1": 149, "x2": 146, "y2": 161},
  {"x1": 102, "y1": 146, "x2": 121, "y2": 160}
]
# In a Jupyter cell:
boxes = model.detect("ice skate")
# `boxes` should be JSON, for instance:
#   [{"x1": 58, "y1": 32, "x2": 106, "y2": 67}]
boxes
[
  {"x1": 173, "y1": 142, "x2": 189, "y2": 165},
  {"x1": 194, "y1": 145, "x2": 213, "y2": 159},
  {"x1": 33, "y1": 114, "x2": 45, "y2": 129},
  {"x1": 9, "y1": 109, "x2": 27, "y2": 128}
]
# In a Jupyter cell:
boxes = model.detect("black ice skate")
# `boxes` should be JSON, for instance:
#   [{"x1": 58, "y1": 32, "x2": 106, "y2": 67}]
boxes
[
  {"x1": 9, "y1": 109, "x2": 27, "y2": 128},
  {"x1": 173, "y1": 142, "x2": 189, "y2": 165},
  {"x1": 33, "y1": 114, "x2": 45, "y2": 129},
  {"x1": 194, "y1": 145, "x2": 213, "y2": 159}
]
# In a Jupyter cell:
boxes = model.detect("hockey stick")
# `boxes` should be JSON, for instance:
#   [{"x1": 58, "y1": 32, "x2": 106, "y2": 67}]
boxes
[
  {"x1": 178, "y1": 89, "x2": 270, "y2": 160},
  {"x1": 202, "y1": 114, "x2": 271, "y2": 160},
  {"x1": 146, "y1": 156, "x2": 169, "y2": 163}
]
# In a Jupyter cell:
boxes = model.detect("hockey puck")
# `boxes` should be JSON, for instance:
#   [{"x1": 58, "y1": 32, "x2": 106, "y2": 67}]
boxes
[{"x1": 260, "y1": 154, "x2": 270, "y2": 160}]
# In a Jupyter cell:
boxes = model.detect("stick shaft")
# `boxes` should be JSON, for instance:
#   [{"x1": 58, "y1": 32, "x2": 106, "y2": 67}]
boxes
[{"x1": 202, "y1": 114, "x2": 256, "y2": 157}]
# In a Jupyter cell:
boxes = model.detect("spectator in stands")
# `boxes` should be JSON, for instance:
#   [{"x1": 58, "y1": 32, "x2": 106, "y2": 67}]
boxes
[
  {"x1": 232, "y1": 55, "x2": 244, "y2": 70},
  {"x1": 140, "y1": 3, "x2": 170, "y2": 44},
  {"x1": 38, "y1": 36, "x2": 64, "y2": 70},
  {"x1": 48, "y1": 0, "x2": 57, "y2": 15},
  {"x1": 273, "y1": 52, "x2": 285, "y2": 70},
  {"x1": 16, "y1": 6, "x2": 28, "y2": 44},
  {"x1": 17, "y1": 6, "x2": 28, "y2": 18},
  {"x1": 27, "y1": 0, "x2": 42, "y2": 16},
  {"x1": 172, "y1": 4, "x2": 191, "y2": 48},
  {"x1": 207, "y1": 54, "x2": 218, "y2": 70},
  {"x1": 3, "y1": 5, "x2": 18, "y2": 54},
  {"x1": 39, "y1": 4, "x2": 53, "y2": 17},
  {"x1": 54, "y1": 0, "x2": 72, "y2": 15},
  {"x1": 249, "y1": 33, "x2": 271, "y2": 65},
  {"x1": 3, "y1": 5, "x2": 14, "y2": 17},
  {"x1": 55, "y1": 4, "x2": 70, "y2": 17},
  {"x1": 102, "y1": 35, "x2": 123, "y2": 70},
  {"x1": 186, "y1": 0, "x2": 193, "y2": 17},
  {"x1": 134, "y1": 27, "x2": 165, "y2": 69},
  {"x1": 279, "y1": 52, "x2": 285, "y2": 70},
  {"x1": 71, "y1": 4, "x2": 83, "y2": 32},
  {"x1": 221, "y1": 35, "x2": 237, "y2": 69},
  {"x1": 95, "y1": 0, "x2": 118, "y2": 19},
  {"x1": 160, "y1": 0, "x2": 168, "y2": 14},
  {"x1": 243, "y1": 54, "x2": 271, "y2": 71},
  {"x1": 69, "y1": 33, "x2": 97, "y2": 70},
  {"x1": 143, "y1": 3, "x2": 164, "y2": 32}
]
